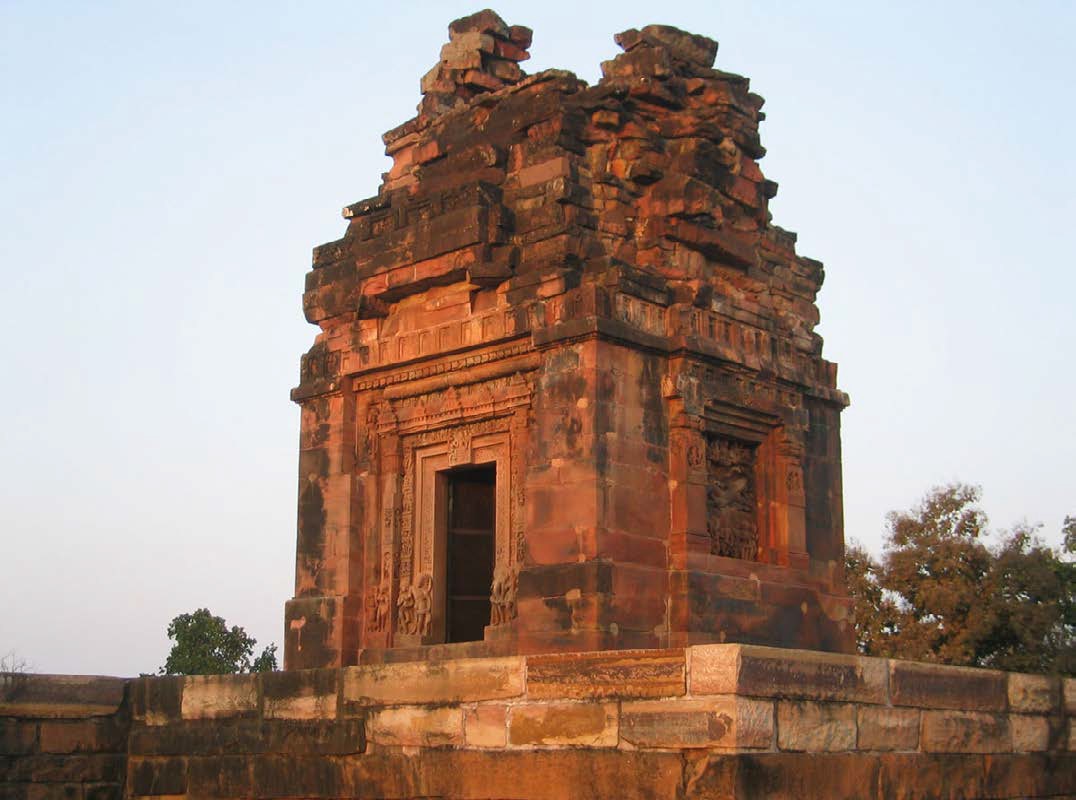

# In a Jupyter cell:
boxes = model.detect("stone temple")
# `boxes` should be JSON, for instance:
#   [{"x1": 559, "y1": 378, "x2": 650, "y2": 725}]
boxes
[{"x1": 284, "y1": 9, "x2": 852, "y2": 670}]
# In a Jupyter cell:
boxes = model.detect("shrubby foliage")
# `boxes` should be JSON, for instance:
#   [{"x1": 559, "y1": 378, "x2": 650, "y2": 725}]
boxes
[
  {"x1": 159, "y1": 608, "x2": 277, "y2": 675},
  {"x1": 846, "y1": 484, "x2": 1074, "y2": 674}
]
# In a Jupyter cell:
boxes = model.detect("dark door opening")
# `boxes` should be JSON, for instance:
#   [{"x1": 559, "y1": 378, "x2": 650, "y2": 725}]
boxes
[{"x1": 445, "y1": 464, "x2": 496, "y2": 643}]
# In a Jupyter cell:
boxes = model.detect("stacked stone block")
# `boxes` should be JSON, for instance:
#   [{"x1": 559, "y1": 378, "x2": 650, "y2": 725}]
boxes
[
  {"x1": 0, "y1": 674, "x2": 129, "y2": 800},
  {"x1": 7, "y1": 646, "x2": 1070, "y2": 798}
]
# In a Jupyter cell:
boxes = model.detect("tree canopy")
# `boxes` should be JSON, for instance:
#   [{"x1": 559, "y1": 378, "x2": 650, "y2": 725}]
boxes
[
  {"x1": 159, "y1": 608, "x2": 277, "y2": 675},
  {"x1": 846, "y1": 484, "x2": 1074, "y2": 675}
]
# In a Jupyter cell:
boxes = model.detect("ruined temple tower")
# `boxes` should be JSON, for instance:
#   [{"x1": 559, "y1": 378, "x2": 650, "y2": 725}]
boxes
[{"x1": 284, "y1": 11, "x2": 852, "y2": 670}]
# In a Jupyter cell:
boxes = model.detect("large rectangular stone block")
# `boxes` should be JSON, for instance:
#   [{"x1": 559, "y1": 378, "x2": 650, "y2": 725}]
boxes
[
  {"x1": 620, "y1": 697, "x2": 773, "y2": 749},
  {"x1": 0, "y1": 675, "x2": 127, "y2": 719},
  {"x1": 369, "y1": 705, "x2": 463, "y2": 747},
  {"x1": 856, "y1": 706, "x2": 919, "y2": 751},
  {"x1": 525, "y1": 649, "x2": 685, "y2": 700},
  {"x1": 920, "y1": 710, "x2": 1011, "y2": 753},
  {"x1": 508, "y1": 702, "x2": 618, "y2": 747},
  {"x1": 890, "y1": 660, "x2": 1007, "y2": 711},
  {"x1": 1007, "y1": 672, "x2": 1059, "y2": 713},
  {"x1": 343, "y1": 657, "x2": 523, "y2": 707},
  {"x1": 1010, "y1": 714, "x2": 1051, "y2": 753},
  {"x1": 776, "y1": 701, "x2": 856, "y2": 752},
  {"x1": 463, "y1": 704, "x2": 507, "y2": 748},
  {"x1": 261, "y1": 669, "x2": 338, "y2": 720},
  {"x1": 180, "y1": 674, "x2": 258, "y2": 720},
  {"x1": 690, "y1": 644, "x2": 887, "y2": 704}
]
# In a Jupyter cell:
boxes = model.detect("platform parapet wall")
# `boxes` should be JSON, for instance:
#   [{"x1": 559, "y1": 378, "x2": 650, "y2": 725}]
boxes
[
  {"x1": 5, "y1": 646, "x2": 1074, "y2": 799},
  {"x1": 0, "y1": 673, "x2": 130, "y2": 800}
]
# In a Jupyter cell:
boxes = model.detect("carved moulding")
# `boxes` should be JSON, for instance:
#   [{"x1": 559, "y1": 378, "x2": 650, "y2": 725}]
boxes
[
  {"x1": 371, "y1": 369, "x2": 534, "y2": 646},
  {"x1": 701, "y1": 397, "x2": 805, "y2": 566}
]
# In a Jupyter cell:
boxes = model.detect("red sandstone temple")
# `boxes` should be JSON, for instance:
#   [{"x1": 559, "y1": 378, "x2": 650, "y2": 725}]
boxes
[{"x1": 284, "y1": 10, "x2": 851, "y2": 670}]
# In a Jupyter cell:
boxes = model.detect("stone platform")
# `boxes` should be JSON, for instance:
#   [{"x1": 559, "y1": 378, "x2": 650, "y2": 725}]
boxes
[{"x1": 3, "y1": 645, "x2": 1074, "y2": 798}]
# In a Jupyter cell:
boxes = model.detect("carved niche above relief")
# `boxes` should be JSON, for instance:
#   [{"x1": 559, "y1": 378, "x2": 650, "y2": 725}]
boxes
[{"x1": 706, "y1": 436, "x2": 760, "y2": 560}]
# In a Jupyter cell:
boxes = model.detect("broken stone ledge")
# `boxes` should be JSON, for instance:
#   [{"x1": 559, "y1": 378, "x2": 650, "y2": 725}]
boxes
[{"x1": 2, "y1": 645, "x2": 1073, "y2": 798}]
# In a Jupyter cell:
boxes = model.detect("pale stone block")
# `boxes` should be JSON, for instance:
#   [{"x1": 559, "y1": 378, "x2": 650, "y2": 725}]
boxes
[
  {"x1": 776, "y1": 701, "x2": 856, "y2": 752},
  {"x1": 1010, "y1": 714, "x2": 1050, "y2": 752},
  {"x1": 180, "y1": 674, "x2": 257, "y2": 720},
  {"x1": 856, "y1": 706, "x2": 919, "y2": 751},
  {"x1": 620, "y1": 696, "x2": 773, "y2": 750},
  {"x1": 889, "y1": 660, "x2": 1006, "y2": 711},
  {"x1": 263, "y1": 689, "x2": 335, "y2": 720},
  {"x1": 690, "y1": 644, "x2": 887, "y2": 704},
  {"x1": 1007, "y1": 673, "x2": 1059, "y2": 713},
  {"x1": 508, "y1": 702, "x2": 618, "y2": 747},
  {"x1": 464, "y1": 704, "x2": 507, "y2": 748},
  {"x1": 920, "y1": 710, "x2": 1010, "y2": 754},
  {"x1": 369, "y1": 705, "x2": 464, "y2": 747},
  {"x1": 1063, "y1": 677, "x2": 1075, "y2": 716},
  {"x1": 343, "y1": 656, "x2": 524, "y2": 706}
]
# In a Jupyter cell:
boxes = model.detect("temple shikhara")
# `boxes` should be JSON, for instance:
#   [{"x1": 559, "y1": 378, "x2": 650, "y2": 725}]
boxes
[{"x1": 284, "y1": 9, "x2": 852, "y2": 669}]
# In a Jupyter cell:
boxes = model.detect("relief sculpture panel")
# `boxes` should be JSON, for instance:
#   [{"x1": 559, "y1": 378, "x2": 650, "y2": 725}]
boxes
[{"x1": 706, "y1": 436, "x2": 760, "y2": 560}]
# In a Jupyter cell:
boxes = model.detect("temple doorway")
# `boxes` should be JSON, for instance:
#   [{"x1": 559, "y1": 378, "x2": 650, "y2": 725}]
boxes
[{"x1": 444, "y1": 464, "x2": 496, "y2": 643}]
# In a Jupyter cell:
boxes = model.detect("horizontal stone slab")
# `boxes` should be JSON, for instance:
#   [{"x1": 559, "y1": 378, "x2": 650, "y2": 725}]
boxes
[
  {"x1": 508, "y1": 702, "x2": 618, "y2": 747},
  {"x1": 856, "y1": 705, "x2": 919, "y2": 752},
  {"x1": 369, "y1": 705, "x2": 463, "y2": 747},
  {"x1": 776, "y1": 701, "x2": 857, "y2": 752},
  {"x1": 920, "y1": 710, "x2": 1011, "y2": 754},
  {"x1": 889, "y1": 660, "x2": 1006, "y2": 712},
  {"x1": 1007, "y1": 673, "x2": 1059, "y2": 714},
  {"x1": 180, "y1": 674, "x2": 258, "y2": 720},
  {"x1": 0, "y1": 675, "x2": 127, "y2": 719},
  {"x1": 689, "y1": 644, "x2": 887, "y2": 704},
  {"x1": 343, "y1": 656, "x2": 524, "y2": 707},
  {"x1": 525, "y1": 649, "x2": 685, "y2": 700},
  {"x1": 620, "y1": 696, "x2": 772, "y2": 749}
]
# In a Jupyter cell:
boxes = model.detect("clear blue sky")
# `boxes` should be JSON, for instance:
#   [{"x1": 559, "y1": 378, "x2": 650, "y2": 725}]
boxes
[{"x1": 2, "y1": 1, "x2": 1073, "y2": 676}]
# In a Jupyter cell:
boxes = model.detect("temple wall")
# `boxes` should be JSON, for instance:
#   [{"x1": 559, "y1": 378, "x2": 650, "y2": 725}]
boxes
[{"x1": 4, "y1": 646, "x2": 1074, "y2": 799}]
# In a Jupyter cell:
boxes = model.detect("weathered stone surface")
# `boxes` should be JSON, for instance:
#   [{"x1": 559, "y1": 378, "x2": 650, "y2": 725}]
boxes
[
  {"x1": 920, "y1": 710, "x2": 1011, "y2": 753},
  {"x1": 776, "y1": 701, "x2": 856, "y2": 752},
  {"x1": 621, "y1": 696, "x2": 772, "y2": 749},
  {"x1": 508, "y1": 702, "x2": 618, "y2": 747},
  {"x1": 343, "y1": 657, "x2": 523, "y2": 706},
  {"x1": 180, "y1": 674, "x2": 257, "y2": 720},
  {"x1": 1062, "y1": 676, "x2": 1075, "y2": 715},
  {"x1": 0, "y1": 675, "x2": 126, "y2": 719},
  {"x1": 1010, "y1": 713, "x2": 1051, "y2": 752},
  {"x1": 691, "y1": 645, "x2": 887, "y2": 704},
  {"x1": 856, "y1": 706, "x2": 919, "y2": 751},
  {"x1": 261, "y1": 669, "x2": 337, "y2": 720},
  {"x1": 369, "y1": 705, "x2": 464, "y2": 747},
  {"x1": 525, "y1": 649, "x2": 685, "y2": 700},
  {"x1": 1007, "y1": 672, "x2": 1059, "y2": 713},
  {"x1": 463, "y1": 703, "x2": 507, "y2": 747},
  {"x1": 890, "y1": 660, "x2": 1007, "y2": 711}
]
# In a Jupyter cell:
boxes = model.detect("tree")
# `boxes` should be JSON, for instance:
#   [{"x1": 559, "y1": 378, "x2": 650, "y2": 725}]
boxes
[
  {"x1": 846, "y1": 484, "x2": 1075, "y2": 674},
  {"x1": 844, "y1": 542, "x2": 898, "y2": 655},
  {"x1": 159, "y1": 608, "x2": 277, "y2": 675}
]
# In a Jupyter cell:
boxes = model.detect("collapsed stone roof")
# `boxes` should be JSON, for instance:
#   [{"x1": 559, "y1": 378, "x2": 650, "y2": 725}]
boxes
[{"x1": 302, "y1": 7, "x2": 843, "y2": 404}]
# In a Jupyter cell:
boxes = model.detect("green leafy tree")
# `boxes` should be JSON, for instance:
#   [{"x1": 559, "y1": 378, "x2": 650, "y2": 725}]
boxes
[
  {"x1": 980, "y1": 524, "x2": 1075, "y2": 673},
  {"x1": 880, "y1": 483, "x2": 994, "y2": 665},
  {"x1": 844, "y1": 542, "x2": 899, "y2": 655},
  {"x1": 847, "y1": 484, "x2": 1076, "y2": 671},
  {"x1": 846, "y1": 484, "x2": 1075, "y2": 674},
  {"x1": 159, "y1": 608, "x2": 277, "y2": 675}
]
